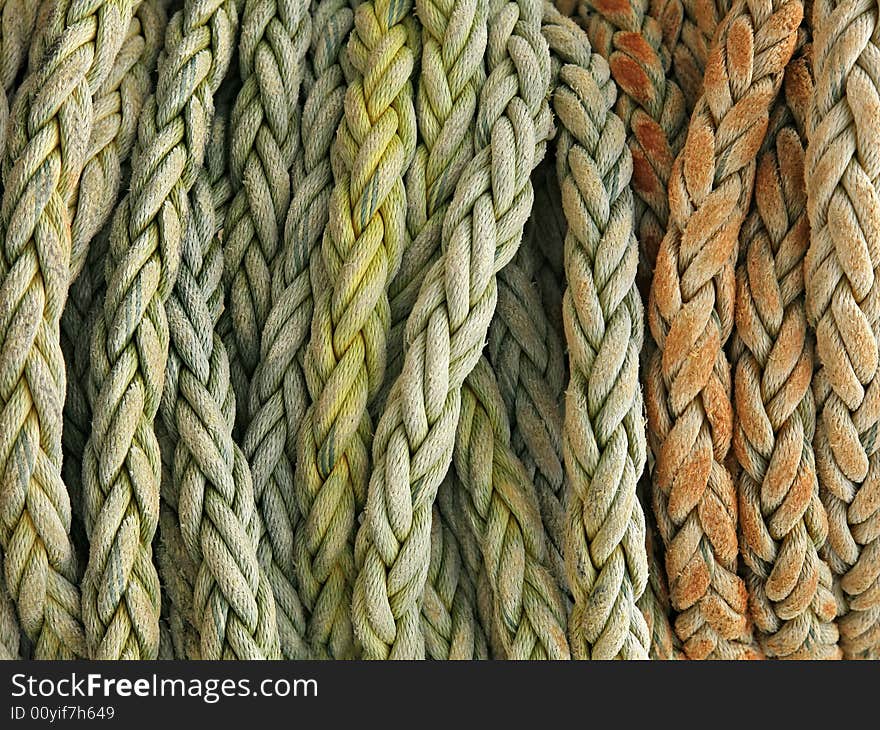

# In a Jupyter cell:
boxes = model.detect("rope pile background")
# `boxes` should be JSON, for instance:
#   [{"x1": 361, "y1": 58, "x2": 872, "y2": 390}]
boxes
[{"x1": 0, "y1": 0, "x2": 876, "y2": 660}]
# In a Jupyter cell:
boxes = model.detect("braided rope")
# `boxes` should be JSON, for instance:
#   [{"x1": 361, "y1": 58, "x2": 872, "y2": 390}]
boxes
[
  {"x1": 221, "y1": 0, "x2": 311, "y2": 429},
  {"x1": 488, "y1": 238, "x2": 568, "y2": 591},
  {"x1": 735, "y1": 50, "x2": 841, "y2": 659},
  {"x1": 0, "y1": 0, "x2": 143, "y2": 660},
  {"x1": 81, "y1": 0, "x2": 239, "y2": 659},
  {"x1": 351, "y1": 0, "x2": 552, "y2": 659},
  {"x1": 242, "y1": 0, "x2": 353, "y2": 660},
  {"x1": 386, "y1": 0, "x2": 488, "y2": 382},
  {"x1": 648, "y1": 0, "x2": 731, "y2": 111},
  {"x1": 581, "y1": 0, "x2": 688, "y2": 274},
  {"x1": 422, "y1": 484, "x2": 490, "y2": 660},
  {"x1": 455, "y1": 357, "x2": 571, "y2": 658},
  {"x1": 646, "y1": 0, "x2": 802, "y2": 660},
  {"x1": 639, "y1": 503, "x2": 683, "y2": 658},
  {"x1": 294, "y1": 0, "x2": 419, "y2": 658},
  {"x1": 62, "y1": 0, "x2": 166, "y2": 537},
  {"x1": 0, "y1": 0, "x2": 39, "y2": 154},
  {"x1": 159, "y1": 97, "x2": 281, "y2": 659},
  {"x1": 0, "y1": 551, "x2": 20, "y2": 658},
  {"x1": 806, "y1": 0, "x2": 880, "y2": 659},
  {"x1": 546, "y1": 5, "x2": 650, "y2": 659}
]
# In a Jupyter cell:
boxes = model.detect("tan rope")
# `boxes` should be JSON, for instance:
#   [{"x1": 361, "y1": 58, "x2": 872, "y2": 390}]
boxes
[
  {"x1": 806, "y1": 0, "x2": 880, "y2": 659},
  {"x1": 646, "y1": 0, "x2": 801, "y2": 659}
]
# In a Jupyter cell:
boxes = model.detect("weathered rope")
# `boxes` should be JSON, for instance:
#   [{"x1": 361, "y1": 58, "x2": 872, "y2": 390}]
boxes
[
  {"x1": 351, "y1": 0, "x2": 552, "y2": 659},
  {"x1": 0, "y1": 0, "x2": 143, "y2": 660},
  {"x1": 734, "y1": 49, "x2": 841, "y2": 660},
  {"x1": 159, "y1": 93, "x2": 281, "y2": 659},
  {"x1": 0, "y1": 550, "x2": 20, "y2": 658},
  {"x1": 81, "y1": 0, "x2": 240, "y2": 659},
  {"x1": 61, "y1": 0, "x2": 166, "y2": 540},
  {"x1": 646, "y1": 0, "x2": 802, "y2": 660},
  {"x1": 455, "y1": 357, "x2": 571, "y2": 658},
  {"x1": 294, "y1": 0, "x2": 419, "y2": 658},
  {"x1": 639, "y1": 504, "x2": 683, "y2": 658},
  {"x1": 580, "y1": 0, "x2": 688, "y2": 275},
  {"x1": 422, "y1": 486, "x2": 490, "y2": 660},
  {"x1": 546, "y1": 4, "x2": 650, "y2": 659},
  {"x1": 0, "y1": 0, "x2": 40, "y2": 153},
  {"x1": 241, "y1": 0, "x2": 351, "y2": 661},
  {"x1": 221, "y1": 0, "x2": 311, "y2": 429},
  {"x1": 387, "y1": 0, "x2": 488, "y2": 383},
  {"x1": 806, "y1": 0, "x2": 880, "y2": 659}
]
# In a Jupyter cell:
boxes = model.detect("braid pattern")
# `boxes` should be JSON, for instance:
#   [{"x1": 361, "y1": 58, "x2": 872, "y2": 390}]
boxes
[
  {"x1": 222, "y1": 0, "x2": 311, "y2": 429},
  {"x1": 0, "y1": 0, "x2": 39, "y2": 153},
  {"x1": 735, "y1": 51, "x2": 840, "y2": 659},
  {"x1": 294, "y1": 0, "x2": 418, "y2": 658},
  {"x1": 581, "y1": 0, "x2": 688, "y2": 273},
  {"x1": 806, "y1": 0, "x2": 880, "y2": 659},
  {"x1": 455, "y1": 358, "x2": 571, "y2": 658},
  {"x1": 350, "y1": 0, "x2": 552, "y2": 659},
  {"x1": 646, "y1": 0, "x2": 802, "y2": 659},
  {"x1": 81, "y1": 0, "x2": 239, "y2": 659},
  {"x1": 159, "y1": 98, "x2": 281, "y2": 658},
  {"x1": 0, "y1": 550, "x2": 20, "y2": 658},
  {"x1": 243, "y1": 0, "x2": 351, "y2": 661},
  {"x1": 0, "y1": 0, "x2": 142, "y2": 660},
  {"x1": 547, "y1": 5, "x2": 650, "y2": 659}
]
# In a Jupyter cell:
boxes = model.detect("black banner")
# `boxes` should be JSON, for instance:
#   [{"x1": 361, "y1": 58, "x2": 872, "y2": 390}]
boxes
[{"x1": 0, "y1": 660, "x2": 863, "y2": 726}]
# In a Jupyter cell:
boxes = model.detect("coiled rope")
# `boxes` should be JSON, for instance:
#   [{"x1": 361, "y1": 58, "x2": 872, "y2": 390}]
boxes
[
  {"x1": 351, "y1": 0, "x2": 553, "y2": 659},
  {"x1": 81, "y1": 0, "x2": 240, "y2": 659},
  {"x1": 294, "y1": 0, "x2": 419, "y2": 658},
  {"x1": 0, "y1": 0, "x2": 142, "y2": 660},
  {"x1": 646, "y1": 0, "x2": 802, "y2": 659},
  {"x1": 222, "y1": 0, "x2": 312, "y2": 429},
  {"x1": 805, "y1": 0, "x2": 880, "y2": 660}
]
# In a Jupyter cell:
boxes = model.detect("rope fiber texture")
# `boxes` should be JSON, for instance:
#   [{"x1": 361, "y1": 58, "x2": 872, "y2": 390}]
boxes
[
  {"x1": 547, "y1": 4, "x2": 650, "y2": 659},
  {"x1": 294, "y1": 0, "x2": 419, "y2": 658},
  {"x1": 81, "y1": 0, "x2": 240, "y2": 659},
  {"x1": 350, "y1": 0, "x2": 553, "y2": 659},
  {"x1": 221, "y1": 0, "x2": 311, "y2": 432},
  {"x1": 806, "y1": 0, "x2": 880, "y2": 659},
  {"x1": 0, "y1": 0, "x2": 143, "y2": 660},
  {"x1": 734, "y1": 48, "x2": 841, "y2": 659},
  {"x1": 645, "y1": 0, "x2": 802, "y2": 660}
]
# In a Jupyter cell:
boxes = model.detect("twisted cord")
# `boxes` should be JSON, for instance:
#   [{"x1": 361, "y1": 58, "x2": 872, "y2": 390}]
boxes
[
  {"x1": 0, "y1": 550, "x2": 20, "y2": 658},
  {"x1": 294, "y1": 0, "x2": 419, "y2": 658},
  {"x1": 221, "y1": 0, "x2": 312, "y2": 429},
  {"x1": 81, "y1": 0, "x2": 240, "y2": 659},
  {"x1": 646, "y1": 0, "x2": 801, "y2": 660},
  {"x1": 455, "y1": 358, "x2": 571, "y2": 658},
  {"x1": 734, "y1": 51, "x2": 840, "y2": 659},
  {"x1": 580, "y1": 0, "x2": 688, "y2": 274},
  {"x1": 546, "y1": 5, "x2": 650, "y2": 659},
  {"x1": 351, "y1": 0, "x2": 552, "y2": 659},
  {"x1": 0, "y1": 0, "x2": 142, "y2": 660},
  {"x1": 158, "y1": 102, "x2": 281, "y2": 659},
  {"x1": 386, "y1": 0, "x2": 489, "y2": 383},
  {"x1": 0, "y1": 0, "x2": 39, "y2": 154},
  {"x1": 806, "y1": 0, "x2": 880, "y2": 659},
  {"x1": 242, "y1": 0, "x2": 353, "y2": 660},
  {"x1": 62, "y1": 0, "x2": 167, "y2": 540},
  {"x1": 422, "y1": 485, "x2": 490, "y2": 660},
  {"x1": 488, "y1": 239, "x2": 567, "y2": 591},
  {"x1": 647, "y1": 0, "x2": 731, "y2": 111}
]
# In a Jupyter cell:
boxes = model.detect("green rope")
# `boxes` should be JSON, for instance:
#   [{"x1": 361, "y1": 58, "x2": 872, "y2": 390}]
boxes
[
  {"x1": 0, "y1": 0, "x2": 140, "y2": 661},
  {"x1": 222, "y1": 0, "x2": 312, "y2": 431},
  {"x1": 351, "y1": 0, "x2": 552, "y2": 659},
  {"x1": 81, "y1": 0, "x2": 240, "y2": 659},
  {"x1": 294, "y1": 0, "x2": 419, "y2": 658},
  {"x1": 242, "y1": 0, "x2": 354, "y2": 660},
  {"x1": 547, "y1": 4, "x2": 650, "y2": 658},
  {"x1": 455, "y1": 357, "x2": 571, "y2": 658}
]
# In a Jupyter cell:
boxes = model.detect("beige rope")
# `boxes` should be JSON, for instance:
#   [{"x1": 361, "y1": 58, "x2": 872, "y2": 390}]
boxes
[
  {"x1": 806, "y1": 0, "x2": 880, "y2": 659},
  {"x1": 646, "y1": 0, "x2": 801, "y2": 659}
]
